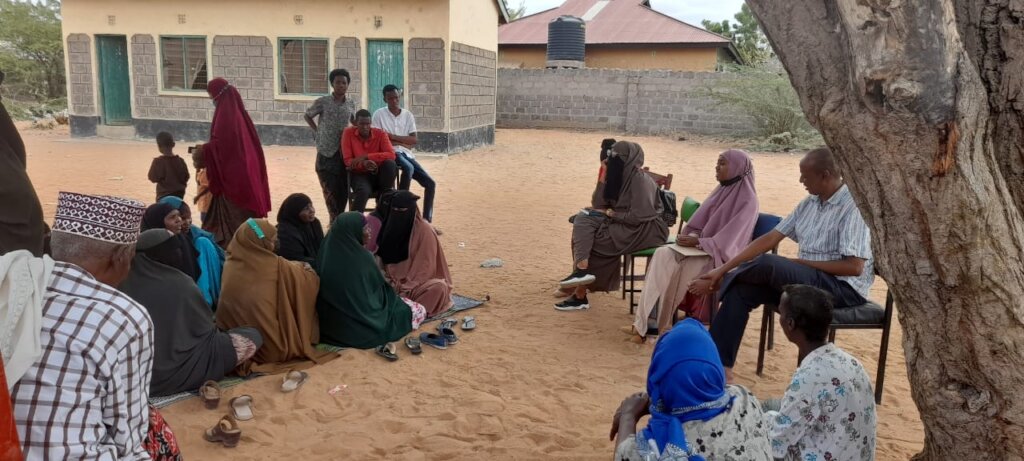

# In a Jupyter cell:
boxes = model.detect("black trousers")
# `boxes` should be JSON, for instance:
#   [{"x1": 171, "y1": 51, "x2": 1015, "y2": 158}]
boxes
[
  {"x1": 709, "y1": 254, "x2": 867, "y2": 368},
  {"x1": 315, "y1": 153, "x2": 348, "y2": 225},
  {"x1": 349, "y1": 160, "x2": 398, "y2": 212}
]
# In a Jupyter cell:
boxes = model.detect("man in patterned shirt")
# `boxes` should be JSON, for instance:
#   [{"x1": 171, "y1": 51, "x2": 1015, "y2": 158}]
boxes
[
  {"x1": 766, "y1": 284, "x2": 876, "y2": 460},
  {"x1": 690, "y1": 147, "x2": 874, "y2": 381},
  {"x1": 11, "y1": 192, "x2": 154, "y2": 460},
  {"x1": 304, "y1": 68, "x2": 357, "y2": 224}
]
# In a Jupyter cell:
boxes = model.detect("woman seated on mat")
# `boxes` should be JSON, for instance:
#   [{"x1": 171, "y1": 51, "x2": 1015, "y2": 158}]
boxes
[
  {"x1": 316, "y1": 212, "x2": 425, "y2": 352},
  {"x1": 556, "y1": 140, "x2": 670, "y2": 311},
  {"x1": 275, "y1": 193, "x2": 325, "y2": 264},
  {"x1": 216, "y1": 219, "x2": 337, "y2": 375},
  {"x1": 363, "y1": 190, "x2": 394, "y2": 254},
  {"x1": 158, "y1": 196, "x2": 225, "y2": 307},
  {"x1": 119, "y1": 229, "x2": 264, "y2": 397},
  {"x1": 372, "y1": 190, "x2": 453, "y2": 317},
  {"x1": 141, "y1": 203, "x2": 201, "y2": 282},
  {"x1": 626, "y1": 149, "x2": 759, "y2": 343},
  {"x1": 609, "y1": 318, "x2": 772, "y2": 461}
]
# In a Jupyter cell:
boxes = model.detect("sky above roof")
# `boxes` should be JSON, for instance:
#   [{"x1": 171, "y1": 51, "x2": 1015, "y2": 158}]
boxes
[{"x1": 517, "y1": 0, "x2": 747, "y2": 27}]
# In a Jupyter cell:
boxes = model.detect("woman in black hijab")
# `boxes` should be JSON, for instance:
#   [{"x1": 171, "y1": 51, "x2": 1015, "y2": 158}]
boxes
[
  {"x1": 142, "y1": 203, "x2": 201, "y2": 281},
  {"x1": 376, "y1": 191, "x2": 419, "y2": 265},
  {"x1": 275, "y1": 193, "x2": 324, "y2": 265}
]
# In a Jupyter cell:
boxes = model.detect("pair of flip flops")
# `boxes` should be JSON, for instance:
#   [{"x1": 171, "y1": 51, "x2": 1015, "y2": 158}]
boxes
[{"x1": 199, "y1": 381, "x2": 254, "y2": 419}]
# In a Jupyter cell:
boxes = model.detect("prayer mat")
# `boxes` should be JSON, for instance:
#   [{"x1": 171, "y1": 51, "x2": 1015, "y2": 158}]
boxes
[{"x1": 423, "y1": 293, "x2": 488, "y2": 324}]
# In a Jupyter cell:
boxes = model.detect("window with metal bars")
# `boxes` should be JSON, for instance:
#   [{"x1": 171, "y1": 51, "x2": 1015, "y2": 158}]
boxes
[
  {"x1": 160, "y1": 36, "x2": 208, "y2": 91},
  {"x1": 278, "y1": 38, "x2": 329, "y2": 95}
]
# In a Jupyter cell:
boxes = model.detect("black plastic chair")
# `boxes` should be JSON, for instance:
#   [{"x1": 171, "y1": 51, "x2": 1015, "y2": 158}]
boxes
[{"x1": 755, "y1": 280, "x2": 894, "y2": 405}]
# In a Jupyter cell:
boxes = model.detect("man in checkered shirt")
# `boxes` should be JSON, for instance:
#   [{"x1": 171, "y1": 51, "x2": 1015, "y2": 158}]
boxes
[{"x1": 11, "y1": 192, "x2": 154, "y2": 460}]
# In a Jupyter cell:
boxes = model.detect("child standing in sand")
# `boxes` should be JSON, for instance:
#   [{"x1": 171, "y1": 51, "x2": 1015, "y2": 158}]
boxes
[
  {"x1": 148, "y1": 132, "x2": 190, "y2": 200},
  {"x1": 192, "y1": 147, "x2": 212, "y2": 224}
]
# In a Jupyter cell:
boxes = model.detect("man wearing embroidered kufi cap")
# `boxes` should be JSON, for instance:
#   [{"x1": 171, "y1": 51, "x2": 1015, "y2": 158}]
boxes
[{"x1": 10, "y1": 191, "x2": 155, "y2": 460}]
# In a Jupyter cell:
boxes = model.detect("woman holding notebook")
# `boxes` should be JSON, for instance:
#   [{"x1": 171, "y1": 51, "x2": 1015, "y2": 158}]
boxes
[{"x1": 626, "y1": 149, "x2": 759, "y2": 343}]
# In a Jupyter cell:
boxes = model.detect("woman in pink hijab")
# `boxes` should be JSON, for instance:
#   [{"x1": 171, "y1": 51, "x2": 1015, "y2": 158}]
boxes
[
  {"x1": 193, "y1": 78, "x2": 272, "y2": 247},
  {"x1": 626, "y1": 149, "x2": 758, "y2": 343}
]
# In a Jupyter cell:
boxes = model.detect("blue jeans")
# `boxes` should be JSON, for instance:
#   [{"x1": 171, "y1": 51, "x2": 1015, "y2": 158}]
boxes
[{"x1": 395, "y1": 152, "x2": 436, "y2": 222}]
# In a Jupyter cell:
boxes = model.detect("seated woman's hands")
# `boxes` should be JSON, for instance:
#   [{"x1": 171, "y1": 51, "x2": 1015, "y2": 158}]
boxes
[
  {"x1": 676, "y1": 235, "x2": 699, "y2": 247},
  {"x1": 609, "y1": 392, "x2": 650, "y2": 442}
]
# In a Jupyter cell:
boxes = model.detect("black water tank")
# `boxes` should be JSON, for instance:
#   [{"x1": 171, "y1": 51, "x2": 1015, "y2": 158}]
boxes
[{"x1": 546, "y1": 15, "x2": 585, "y2": 67}]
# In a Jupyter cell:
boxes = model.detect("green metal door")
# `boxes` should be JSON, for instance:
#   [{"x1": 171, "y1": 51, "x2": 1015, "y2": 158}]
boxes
[
  {"x1": 96, "y1": 35, "x2": 132, "y2": 125},
  {"x1": 366, "y1": 40, "x2": 404, "y2": 113}
]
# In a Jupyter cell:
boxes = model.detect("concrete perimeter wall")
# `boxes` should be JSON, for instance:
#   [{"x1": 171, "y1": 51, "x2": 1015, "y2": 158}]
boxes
[{"x1": 497, "y1": 68, "x2": 753, "y2": 136}]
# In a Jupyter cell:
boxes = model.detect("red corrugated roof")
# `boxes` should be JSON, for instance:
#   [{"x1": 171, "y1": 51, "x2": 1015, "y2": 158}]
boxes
[{"x1": 499, "y1": 0, "x2": 731, "y2": 46}]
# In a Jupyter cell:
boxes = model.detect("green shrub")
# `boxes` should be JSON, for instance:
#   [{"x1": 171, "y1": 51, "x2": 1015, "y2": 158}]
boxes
[{"x1": 697, "y1": 65, "x2": 822, "y2": 148}]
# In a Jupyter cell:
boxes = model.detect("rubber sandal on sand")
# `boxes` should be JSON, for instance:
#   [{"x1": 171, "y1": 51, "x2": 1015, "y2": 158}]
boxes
[
  {"x1": 439, "y1": 318, "x2": 457, "y2": 331},
  {"x1": 420, "y1": 333, "x2": 448, "y2": 350},
  {"x1": 405, "y1": 337, "x2": 422, "y2": 355},
  {"x1": 204, "y1": 414, "x2": 242, "y2": 448},
  {"x1": 230, "y1": 395, "x2": 255, "y2": 421},
  {"x1": 461, "y1": 316, "x2": 476, "y2": 331},
  {"x1": 280, "y1": 370, "x2": 309, "y2": 393},
  {"x1": 199, "y1": 380, "x2": 221, "y2": 410},
  {"x1": 376, "y1": 343, "x2": 399, "y2": 362}
]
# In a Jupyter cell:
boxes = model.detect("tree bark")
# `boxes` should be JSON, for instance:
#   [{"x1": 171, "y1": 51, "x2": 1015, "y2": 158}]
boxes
[{"x1": 744, "y1": 0, "x2": 1024, "y2": 459}]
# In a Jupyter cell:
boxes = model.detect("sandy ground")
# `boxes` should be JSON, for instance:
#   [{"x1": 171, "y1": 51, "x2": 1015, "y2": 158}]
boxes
[{"x1": 20, "y1": 124, "x2": 924, "y2": 460}]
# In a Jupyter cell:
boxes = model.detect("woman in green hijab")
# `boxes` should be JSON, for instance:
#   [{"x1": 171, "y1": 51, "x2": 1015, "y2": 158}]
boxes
[{"x1": 316, "y1": 212, "x2": 425, "y2": 349}]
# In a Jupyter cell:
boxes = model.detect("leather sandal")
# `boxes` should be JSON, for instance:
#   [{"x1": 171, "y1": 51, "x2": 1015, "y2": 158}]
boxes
[
  {"x1": 203, "y1": 414, "x2": 241, "y2": 448},
  {"x1": 199, "y1": 380, "x2": 220, "y2": 410}
]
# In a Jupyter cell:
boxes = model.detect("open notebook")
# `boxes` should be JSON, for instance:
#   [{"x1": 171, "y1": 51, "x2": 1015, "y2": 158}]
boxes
[{"x1": 667, "y1": 244, "x2": 709, "y2": 257}]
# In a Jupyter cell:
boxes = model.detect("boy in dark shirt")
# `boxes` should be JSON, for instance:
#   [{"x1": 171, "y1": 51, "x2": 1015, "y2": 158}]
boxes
[{"x1": 148, "y1": 132, "x2": 190, "y2": 200}]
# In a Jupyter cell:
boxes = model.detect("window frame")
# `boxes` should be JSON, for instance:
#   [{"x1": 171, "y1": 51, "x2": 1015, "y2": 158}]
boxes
[
  {"x1": 277, "y1": 37, "x2": 330, "y2": 96},
  {"x1": 158, "y1": 35, "x2": 209, "y2": 93}
]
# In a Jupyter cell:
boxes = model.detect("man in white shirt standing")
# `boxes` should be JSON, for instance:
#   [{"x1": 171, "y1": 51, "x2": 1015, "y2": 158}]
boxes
[
  {"x1": 766, "y1": 284, "x2": 876, "y2": 461},
  {"x1": 372, "y1": 84, "x2": 438, "y2": 224}
]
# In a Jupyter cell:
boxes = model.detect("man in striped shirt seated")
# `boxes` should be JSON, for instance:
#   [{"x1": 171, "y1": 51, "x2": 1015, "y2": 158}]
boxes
[
  {"x1": 689, "y1": 147, "x2": 874, "y2": 382},
  {"x1": 11, "y1": 192, "x2": 154, "y2": 460}
]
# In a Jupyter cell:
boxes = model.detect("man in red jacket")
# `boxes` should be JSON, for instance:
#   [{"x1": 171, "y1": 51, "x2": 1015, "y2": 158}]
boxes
[{"x1": 342, "y1": 109, "x2": 399, "y2": 212}]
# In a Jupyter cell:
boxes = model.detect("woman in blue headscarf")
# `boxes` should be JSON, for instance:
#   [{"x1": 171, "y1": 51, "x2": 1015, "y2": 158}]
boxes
[
  {"x1": 610, "y1": 318, "x2": 771, "y2": 460},
  {"x1": 159, "y1": 195, "x2": 225, "y2": 308}
]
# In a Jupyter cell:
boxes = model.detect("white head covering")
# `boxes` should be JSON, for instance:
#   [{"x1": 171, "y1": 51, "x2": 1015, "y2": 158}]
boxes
[
  {"x1": 0, "y1": 250, "x2": 54, "y2": 389},
  {"x1": 52, "y1": 191, "x2": 145, "y2": 244}
]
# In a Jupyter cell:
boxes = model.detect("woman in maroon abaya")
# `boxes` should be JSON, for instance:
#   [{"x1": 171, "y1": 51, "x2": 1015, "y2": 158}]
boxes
[{"x1": 194, "y1": 77, "x2": 272, "y2": 247}]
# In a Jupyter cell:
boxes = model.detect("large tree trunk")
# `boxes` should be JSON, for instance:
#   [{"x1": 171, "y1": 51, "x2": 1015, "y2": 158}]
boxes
[{"x1": 744, "y1": 0, "x2": 1024, "y2": 459}]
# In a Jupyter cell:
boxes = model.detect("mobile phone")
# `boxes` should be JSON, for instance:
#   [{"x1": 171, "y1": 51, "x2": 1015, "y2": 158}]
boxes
[{"x1": 188, "y1": 146, "x2": 196, "y2": 154}]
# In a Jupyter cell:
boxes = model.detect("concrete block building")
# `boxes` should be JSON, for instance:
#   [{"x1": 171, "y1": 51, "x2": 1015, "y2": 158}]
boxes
[
  {"x1": 61, "y1": 0, "x2": 508, "y2": 152},
  {"x1": 498, "y1": 0, "x2": 739, "y2": 71}
]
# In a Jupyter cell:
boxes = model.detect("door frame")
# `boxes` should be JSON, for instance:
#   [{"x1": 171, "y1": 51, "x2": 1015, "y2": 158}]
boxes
[{"x1": 95, "y1": 34, "x2": 133, "y2": 126}]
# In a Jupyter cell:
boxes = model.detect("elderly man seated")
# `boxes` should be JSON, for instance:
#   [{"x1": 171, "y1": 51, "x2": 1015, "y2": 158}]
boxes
[
  {"x1": 690, "y1": 147, "x2": 874, "y2": 382},
  {"x1": 10, "y1": 192, "x2": 155, "y2": 459}
]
